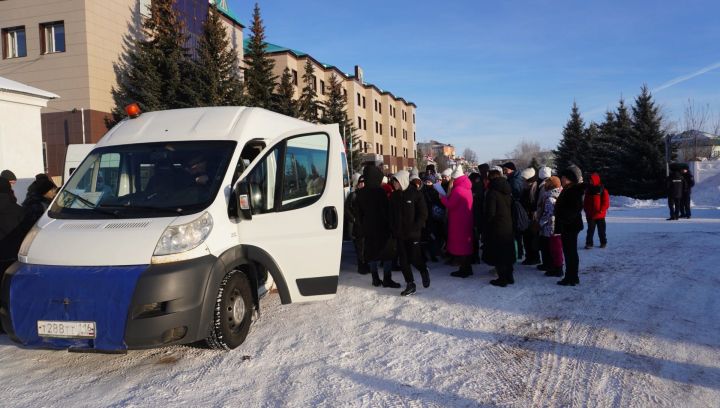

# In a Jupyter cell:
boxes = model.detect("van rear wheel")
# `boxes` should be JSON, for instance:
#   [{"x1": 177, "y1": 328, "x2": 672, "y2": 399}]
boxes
[{"x1": 206, "y1": 270, "x2": 253, "y2": 350}]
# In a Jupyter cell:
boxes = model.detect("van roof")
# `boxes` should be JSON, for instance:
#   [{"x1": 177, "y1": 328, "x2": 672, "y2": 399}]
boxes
[{"x1": 98, "y1": 107, "x2": 315, "y2": 147}]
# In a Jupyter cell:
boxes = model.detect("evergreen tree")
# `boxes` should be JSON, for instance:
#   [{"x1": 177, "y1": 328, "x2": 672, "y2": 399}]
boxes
[
  {"x1": 628, "y1": 85, "x2": 667, "y2": 199},
  {"x1": 610, "y1": 98, "x2": 637, "y2": 196},
  {"x1": 554, "y1": 102, "x2": 586, "y2": 173},
  {"x1": 273, "y1": 67, "x2": 297, "y2": 117},
  {"x1": 297, "y1": 59, "x2": 319, "y2": 123},
  {"x1": 244, "y1": 3, "x2": 277, "y2": 109},
  {"x1": 582, "y1": 122, "x2": 600, "y2": 172},
  {"x1": 193, "y1": 5, "x2": 244, "y2": 106},
  {"x1": 321, "y1": 73, "x2": 362, "y2": 173},
  {"x1": 110, "y1": 0, "x2": 191, "y2": 123}
]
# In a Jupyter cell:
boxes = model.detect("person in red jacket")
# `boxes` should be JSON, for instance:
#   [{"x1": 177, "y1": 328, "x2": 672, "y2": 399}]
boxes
[{"x1": 583, "y1": 173, "x2": 609, "y2": 249}]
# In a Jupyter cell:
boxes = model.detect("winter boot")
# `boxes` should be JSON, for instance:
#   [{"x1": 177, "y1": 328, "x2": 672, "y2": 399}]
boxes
[
  {"x1": 557, "y1": 277, "x2": 577, "y2": 286},
  {"x1": 401, "y1": 282, "x2": 416, "y2": 296},
  {"x1": 489, "y1": 278, "x2": 508, "y2": 287},
  {"x1": 371, "y1": 270, "x2": 382, "y2": 287},
  {"x1": 381, "y1": 268, "x2": 401, "y2": 288},
  {"x1": 420, "y1": 268, "x2": 431, "y2": 288},
  {"x1": 599, "y1": 242, "x2": 607, "y2": 249}
]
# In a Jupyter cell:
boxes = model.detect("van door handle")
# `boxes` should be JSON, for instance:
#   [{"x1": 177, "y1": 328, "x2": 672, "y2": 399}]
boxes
[{"x1": 322, "y1": 206, "x2": 338, "y2": 230}]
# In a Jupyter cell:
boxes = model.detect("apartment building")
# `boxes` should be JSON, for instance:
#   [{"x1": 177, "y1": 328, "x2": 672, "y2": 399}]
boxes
[
  {"x1": 0, "y1": 0, "x2": 243, "y2": 177},
  {"x1": 251, "y1": 41, "x2": 417, "y2": 173}
]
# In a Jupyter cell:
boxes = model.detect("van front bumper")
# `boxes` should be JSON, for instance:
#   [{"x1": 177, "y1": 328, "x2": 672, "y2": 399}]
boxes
[{"x1": 0, "y1": 255, "x2": 218, "y2": 352}]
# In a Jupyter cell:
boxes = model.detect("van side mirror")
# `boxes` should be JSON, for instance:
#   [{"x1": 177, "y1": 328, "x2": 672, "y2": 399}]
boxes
[{"x1": 235, "y1": 179, "x2": 253, "y2": 220}]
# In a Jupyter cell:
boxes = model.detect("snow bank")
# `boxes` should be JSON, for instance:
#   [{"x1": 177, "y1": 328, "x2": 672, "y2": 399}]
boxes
[{"x1": 610, "y1": 196, "x2": 664, "y2": 209}]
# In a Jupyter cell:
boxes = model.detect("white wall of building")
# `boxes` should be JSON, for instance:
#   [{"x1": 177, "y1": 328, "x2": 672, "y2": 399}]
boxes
[{"x1": 0, "y1": 90, "x2": 55, "y2": 202}]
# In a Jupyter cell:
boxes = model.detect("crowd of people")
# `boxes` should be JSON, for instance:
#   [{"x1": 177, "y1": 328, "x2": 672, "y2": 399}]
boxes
[
  {"x1": 666, "y1": 167, "x2": 695, "y2": 221},
  {"x1": 0, "y1": 171, "x2": 59, "y2": 276},
  {"x1": 345, "y1": 161, "x2": 612, "y2": 296}
]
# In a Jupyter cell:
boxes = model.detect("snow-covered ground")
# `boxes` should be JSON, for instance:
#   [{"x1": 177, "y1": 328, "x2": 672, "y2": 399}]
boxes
[{"x1": 1, "y1": 207, "x2": 719, "y2": 407}]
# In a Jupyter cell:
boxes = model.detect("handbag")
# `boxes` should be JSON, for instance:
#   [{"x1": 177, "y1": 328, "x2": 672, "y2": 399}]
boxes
[{"x1": 549, "y1": 234, "x2": 564, "y2": 268}]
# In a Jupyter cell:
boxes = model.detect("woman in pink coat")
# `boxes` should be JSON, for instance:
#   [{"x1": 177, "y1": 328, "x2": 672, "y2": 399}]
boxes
[{"x1": 440, "y1": 167, "x2": 475, "y2": 277}]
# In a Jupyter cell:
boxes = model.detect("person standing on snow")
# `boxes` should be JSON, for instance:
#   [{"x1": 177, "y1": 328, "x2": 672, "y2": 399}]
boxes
[
  {"x1": 389, "y1": 170, "x2": 430, "y2": 296},
  {"x1": 0, "y1": 177, "x2": 25, "y2": 274},
  {"x1": 502, "y1": 162, "x2": 526, "y2": 260},
  {"x1": 666, "y1": 171, "x2": 684, "y2": 221},
  {"x1": 680, "y1": 168, "x2": 694, "y2": 219},
  {"x1": 441, "y1": 166, "x2": 475, "y2": 278},
  {"x1": 355, "y1": 165, "x2": 401, "y2": 288},
  {"x1": 583, "y1": 172, "x2": 610, "y2": 249},
  {"x1": 345, "y1": 173, "x2": 369, "y2": 274},
  {"x1": 483, "y1": 169, "x2": 516, "y2": 287},
  {"x1": 554, "y1": 165, "x2": 585, "y2": 286},
  {"x1": 534, "y1": 166, "x2": 553, "y2": 271},
  {"x1": 537, "y1": 176, "x2": 563, "y2": 277},
  {"x1": 519, "y1": 167, "x2": 541, "y2": 265}
]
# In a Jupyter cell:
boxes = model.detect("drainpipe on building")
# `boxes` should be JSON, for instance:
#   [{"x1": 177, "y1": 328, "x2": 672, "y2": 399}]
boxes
[{"x1": 81, "y1": 108, "x2": 86, "y2": 144}]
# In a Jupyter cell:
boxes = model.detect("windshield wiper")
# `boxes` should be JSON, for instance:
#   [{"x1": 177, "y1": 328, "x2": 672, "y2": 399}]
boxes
[
  {"x1": 61, "y1": 190, "x2": 120, "y2": 217},
  {"x1": 98, "y1": 204, "x2": 184, "y2": 215}
]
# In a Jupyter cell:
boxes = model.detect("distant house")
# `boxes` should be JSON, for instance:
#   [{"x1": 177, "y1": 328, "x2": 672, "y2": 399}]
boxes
[
  {"x1": 417, "y1": 140, "x2": 456, "y2": 160},
  {"x1": 670, "y1": 130, "x2": 720, "y2": 162}
]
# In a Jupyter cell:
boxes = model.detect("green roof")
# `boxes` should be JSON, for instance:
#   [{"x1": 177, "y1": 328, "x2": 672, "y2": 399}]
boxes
[{"x1": 210, "y1": 0, "x2": 243, "y2": 26}]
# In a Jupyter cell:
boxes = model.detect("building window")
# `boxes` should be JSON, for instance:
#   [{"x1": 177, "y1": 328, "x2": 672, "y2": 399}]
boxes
[
  {"x1": 376, "y1": 143, "x2": 379, "y2": 154},
  {"x1": 363, "y1": 119, "x2": 367, "y2": 130},
  {"x1": 357, "y1": 92, "x2": 361, "y2": 106},
  {"x1": 362, "y1": 96, "x2": 366, "y2": 108},
  {"x1": 364, "y1": 142, "x2": 368, "y2": 153},
  {"x1": 374, "y1": 100, "x2": 377, "y2": 111},
  {"x1": 2, "y1": 26, "x2": 27, "y2": 59},
  {"x1": 379, "y1": 103, "x2": 382, "y2": 114},
  {"x1": 380, "y1": 144, "x2": 384, "y2": 155},
  {"x1": 380, "y1": 124, "x2": 383, "y2": 135},
  {"x1": 343, "y1": 89, "x2": 347, "y2": 98},
  {"x1": 413, "y1": 113, "x2": 415, "y2": 124},
  {"x1": 320, "y1": 80, "x2": 325, "y2": 95},
  {"x1": 292, "y1": 69, "x2": 298, "y2": 85},
  {"x1": 40, "y1": 21, "x2": 65, "y2": 54},
  {"x1": 413, "y1": 132, "x2": 416, "y2": 141},
  {"x1": 358, "y1": 116, "x2": 362, "y2": 128},
  {"x1": 375, "y1": 121, "x2": 378, "y2": 133},
  {"x1": 310, "y1": 74, "x2": 317, "y2": 91}
]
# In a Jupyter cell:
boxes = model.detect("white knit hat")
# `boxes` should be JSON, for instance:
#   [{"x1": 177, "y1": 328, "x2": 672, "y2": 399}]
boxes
[
  {"x1": 441, "y1": 168, "x2": 452, "y2": 178},
  {"x1": 490, "y1": 165, "x2": 503, "y2": 173},
  {"x1": 538, "y1": 166, "x2": 552, "y2": 180},
  {"x1": 451, "y1": 165, "x2": 464, "y2": 179},
  {"x1": 520, "y1": 167, "x2": 536, "y2": 180}
]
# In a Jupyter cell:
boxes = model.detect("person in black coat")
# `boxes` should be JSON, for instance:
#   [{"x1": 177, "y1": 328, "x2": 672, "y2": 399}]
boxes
[
  {"x1": 355, "y1": 165, "x2": 401, "y2": 288},
  {"x1": 554, "y1": 165, "x2": 585, "y2": 286},
  {"x1": 420, "y1": 175, "x2": 443, "y2": 262},
  {"x1": 483, "y1": 170, "x2": 516, "y2": 287},
  {"x1": 1, "y1": 177, "x2": 25, "y2": 274},
  {"x1": 666, "y1": 171, "x2": 684, "y2": 221},
  {"x1": 389, "y1": 170, "x2": 430, "y2": 296},
  {"x1": 345, "y1": 175, "x2": 369, "y2": 274},
  {"x1": 680, "y1": 168, "x2": 694, "y2": 219}
]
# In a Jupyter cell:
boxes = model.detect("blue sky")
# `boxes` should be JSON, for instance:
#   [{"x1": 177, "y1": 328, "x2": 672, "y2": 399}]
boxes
[{"x1": 230, "y1": 0, "x2": 720, "y2": 162}]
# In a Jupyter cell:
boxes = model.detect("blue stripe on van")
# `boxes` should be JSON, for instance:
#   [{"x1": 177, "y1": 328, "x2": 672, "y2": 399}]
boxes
[{"x1": 9, "y1": 263, "x2": 147, "y2": 351}]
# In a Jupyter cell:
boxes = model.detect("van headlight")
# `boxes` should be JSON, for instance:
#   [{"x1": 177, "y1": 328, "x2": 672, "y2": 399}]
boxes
[
  {"x1": 18, "y1": 224, "x2": 41, "y2": 257},
  {"x1": 153, "y1": 212, "x2": 213, "y2": 256}
]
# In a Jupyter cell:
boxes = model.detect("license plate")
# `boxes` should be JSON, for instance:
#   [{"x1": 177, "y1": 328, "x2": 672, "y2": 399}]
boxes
[{"x1": 37, "y1": 321, "x2": 96, "y2": 339}]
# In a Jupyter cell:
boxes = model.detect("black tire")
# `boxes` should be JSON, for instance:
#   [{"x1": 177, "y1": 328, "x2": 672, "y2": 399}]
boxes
[{"x1": 206, "y1": 270, "x2": 253, "y2": 350}]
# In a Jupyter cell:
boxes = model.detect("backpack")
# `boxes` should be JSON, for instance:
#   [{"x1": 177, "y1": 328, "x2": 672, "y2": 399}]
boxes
[{"x1": 511, "y1": 198, "x2": 529, "y2": 233}]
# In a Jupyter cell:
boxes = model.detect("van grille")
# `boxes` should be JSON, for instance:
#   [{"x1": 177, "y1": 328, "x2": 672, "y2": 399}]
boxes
[
  {"x1": 104, "y1": 222, "x2": 151, "y2": 229},
  {"x1": 60, "y1": 223, "x2": 102, "y2": 230}
]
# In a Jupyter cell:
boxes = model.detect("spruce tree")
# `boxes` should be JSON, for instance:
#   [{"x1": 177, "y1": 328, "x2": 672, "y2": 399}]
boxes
[
  {"x1": 554, "y1": 102, "x2": 586, "y2": 173},
  {"x1": 582, "y1": 122, "x2": 600, "y2": 172},
  {"x1": 321, "y1": 73, "x2": 362, "y2": 173},
  {"x1": 629, "y1": 85, "x2": 667, "y2": 199},
  {"x1": 273, "y1": 67, "x2": 297, "y2": 117},
  {"x1": 297, "y1": 59, "x2": 319, "y2": 123},
  {"x1": 244, "y1": 3, "x2": 277, "y2": 109},
  {"x1": 110, "y1": 0, "x2": 192, "y2": 123},
  {"x1": 193, "y1": 5, "x2": 244, "y2": 106},
  {"x1": 611, "y1": 98, "x2": 637, "y2": 196}
]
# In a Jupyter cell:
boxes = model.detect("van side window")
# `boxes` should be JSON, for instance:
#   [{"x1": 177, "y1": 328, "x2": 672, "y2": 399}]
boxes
[
  {"x1": 246, "y1": 148, "x2": 279, "y2": 215},
  {"x1": 280, "y1": 133, "x2": 329, "y2": 211}
]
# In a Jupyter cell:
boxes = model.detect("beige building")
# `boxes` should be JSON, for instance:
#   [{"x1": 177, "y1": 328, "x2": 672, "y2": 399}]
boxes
[
  {"x1": 0, "y1": 0, "x2": 243, "y2": 177},
  {"x1": 254, "y1": 41, "x2": 417, "y2": 173}
]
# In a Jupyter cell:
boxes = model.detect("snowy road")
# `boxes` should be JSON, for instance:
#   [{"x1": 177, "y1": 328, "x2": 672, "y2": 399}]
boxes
[{"x1": 1, "y1": 207, "x2": 719, "y2": 407}]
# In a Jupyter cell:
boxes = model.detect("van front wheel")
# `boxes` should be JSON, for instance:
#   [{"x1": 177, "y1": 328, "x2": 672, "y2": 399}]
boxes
[{"x1": 206, "y1": 270, "x2": 253, "y2": 350}]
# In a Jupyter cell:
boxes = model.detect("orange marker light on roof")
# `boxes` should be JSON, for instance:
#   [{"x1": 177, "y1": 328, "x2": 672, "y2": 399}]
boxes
[{"x1": 125, "y1": 103, "x2": 141, "y2": 118}]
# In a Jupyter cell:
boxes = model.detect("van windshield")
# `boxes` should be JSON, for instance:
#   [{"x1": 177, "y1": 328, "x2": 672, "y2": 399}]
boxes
[{"x1": 49, "y1": 141, "x2": 236, "y2": 219}]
